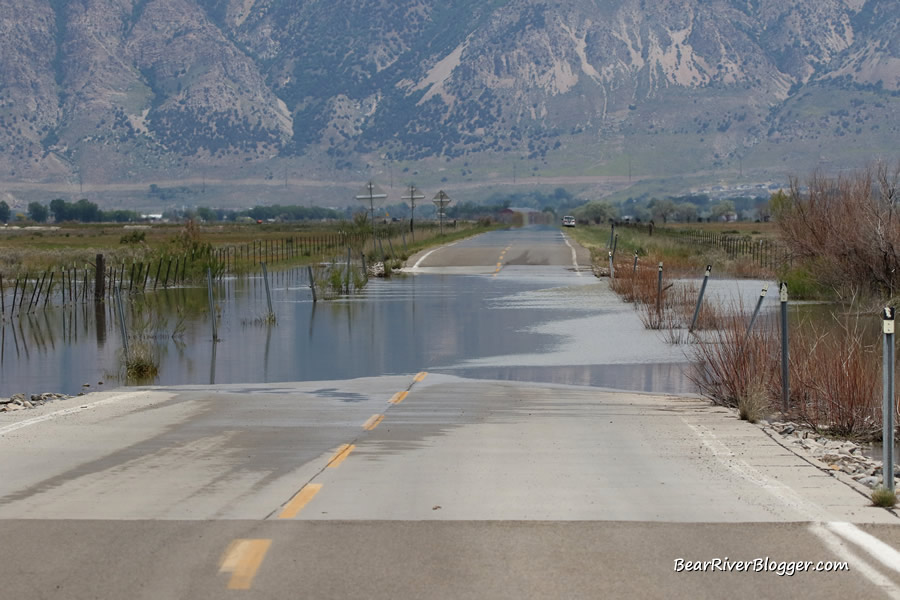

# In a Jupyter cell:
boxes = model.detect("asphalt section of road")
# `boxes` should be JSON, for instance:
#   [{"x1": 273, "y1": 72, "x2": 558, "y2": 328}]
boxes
[{"x1": 1, "y1": 520, "x2": 897, "y2": 600}]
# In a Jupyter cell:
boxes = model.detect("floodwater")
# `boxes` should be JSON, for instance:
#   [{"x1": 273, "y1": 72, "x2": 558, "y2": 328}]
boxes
[
  {"x1": 0, "y1": 229, "x2": 788, "y2": 399},
  {"x1": 0, "y1": 266, "x2": 713, "y2": 398}
]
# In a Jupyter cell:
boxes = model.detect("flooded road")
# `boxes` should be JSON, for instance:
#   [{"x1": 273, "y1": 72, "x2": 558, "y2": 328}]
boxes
[
  {"x1": 0, "y1": 226, "x2": 774, "y2": 398},
  {"x1": 3, "y1": 226, "x2": 898, "y2": 600}
]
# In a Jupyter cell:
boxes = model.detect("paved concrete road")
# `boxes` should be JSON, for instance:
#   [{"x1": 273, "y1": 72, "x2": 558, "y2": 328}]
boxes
[
  {"x1": 1, "y1": 227, "x2": 899, "y2": 599},
  {"x1": 406, "y1": 225, "x2": 592, "y2": 275}
]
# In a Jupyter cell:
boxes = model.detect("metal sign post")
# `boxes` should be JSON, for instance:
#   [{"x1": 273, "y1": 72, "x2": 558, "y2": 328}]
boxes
[
  {"x1": 884, "y1": 307, "x2": 896, "y2": 492},
  {"x1": 689, "y1": 265, "x2": 712, "y2": 333},
  {"x1": 656, "y1": 262, "x2": 663, "y2": 316},
  {"x1": 745, "y1": 284, "x2": 769, "y2": 338},
  {"x1": 780, "y1": 283, "x2": 789, "y2": 413}
]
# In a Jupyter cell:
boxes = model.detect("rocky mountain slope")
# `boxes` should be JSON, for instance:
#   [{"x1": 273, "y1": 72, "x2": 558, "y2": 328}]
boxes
[{"x1": 0, "y1": 0, "x2": 897, "y2": 205}]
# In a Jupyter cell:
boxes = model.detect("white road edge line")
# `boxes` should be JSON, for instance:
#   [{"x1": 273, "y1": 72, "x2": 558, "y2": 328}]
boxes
[
  {"x1": 410, "y1": 240, "x2": 461, "y2": 270},
  {"x1": 561, "y1": 233, "x2": 582, "y2": 277},
  {"x1": 827, "y1": 521, "x2": 900, "y2": 576},
  {"x1": 811, "y1": 523, "x2": 900, "y2": 599},
  {"x1": 685, "y1": 419, "x2": 900, "y2": 597},
  {"x1": 0, "y1": 391, "x2": 146, "y2": 436}
]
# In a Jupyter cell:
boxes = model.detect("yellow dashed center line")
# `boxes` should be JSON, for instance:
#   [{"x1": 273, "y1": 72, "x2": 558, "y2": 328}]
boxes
[
  {"x1": 219, "y1": 539, "x2": 272, "y2": 590},
  {"x1": 362, "y1": 414, "x2": 385, "y2": 430},
  {"x1": 327, "y1": 444, "x2": 355, "y2": 468},
  {"x1": 275, "y1": 372, "x2": 428, "y2": 521},
  {"x1": 278, "y1": 483, "x2": 322, "y2": 519}
]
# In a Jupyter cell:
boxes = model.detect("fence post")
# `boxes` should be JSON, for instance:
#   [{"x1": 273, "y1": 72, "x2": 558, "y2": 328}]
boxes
[
  {"x1": 346, "y1": 247, "x2": 352, "y2": 294},
  {"x1": 632, "y1": 252, "x2": 639, "y2": 274},
  {"x1": 745, "y1": 284, "x2": 769, "y2": 337},
  {"x1": 207, "y1": 267, "x2": 218, "y2": 342},
  {"x1": 115, "y1": 287, "x2": 129, "y2": 359},
  {"x1": 780, "y1": 282, "x2": 789, "y2": 413},
  {"x1": 307, "y1": 266, "x2": 318, "y2": 303},
  {"x1": 608, "y1": 251, "x2": 615, "y2": 279},
  {"x1": 95, "y1": 254, "x2": 105, "y2": 301},
  {"x1": 689, "y1": 265, "x2": 711, "y2": 333},
  {"x1": 656, "y1": 262, "x2": 663, "y2": 316},
  {"x1": 883, "y1": 307, "x2": 895, "y2": 492},
  {"x1": 261, "y1": 262, "x2": 274, "y2": 320},
  {"x1": 43, "y1": 271, "x2": 54, "y2": 307}
]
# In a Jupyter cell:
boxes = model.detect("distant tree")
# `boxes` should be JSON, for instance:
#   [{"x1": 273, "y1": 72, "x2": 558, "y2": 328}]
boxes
[
  {"x1": 574, "y1": 200, "x2": 617, "y2": 224},
  {"x1": 27, "y1": 201, "x2": 48, "y2": 223},
  {"x1": 0, "y1": 200, "x2": 9, "y2": 223},
  {"x1": 648, "y1": 198, "x2": 677, "y2": 223},
  {"x1": 73, "y1": 198, "x2": 101, "y2": 222},
  {"x1": 195, "y1": 207, "x2": 217, "y2": 222},
  {"x1": 710, "y1": 200, "x2": 736, "y2": 220},
  {"x1": 49, "y1": 198, "x2": 70, "y2": 222},
  {"x1": 673, "y1": 202, "x2": 698, "y2": 222}
]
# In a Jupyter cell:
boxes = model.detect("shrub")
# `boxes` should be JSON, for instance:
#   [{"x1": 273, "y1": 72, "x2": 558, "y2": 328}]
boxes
[
  {"x1": 872, "y1": 487, "x2": 897, "y2": 508},
  {"x1": 124, "y1": 342, "x2": 159, "y2": 380},
  {"x1": 689, "y1": 310, "x2": 779, "y2": 409},
  {"x1": 120, "y1": 230, "x2": 146, "y2": 244},
  {"x1": 775, "y1": 164, "x2": 900, "y2": 298}
]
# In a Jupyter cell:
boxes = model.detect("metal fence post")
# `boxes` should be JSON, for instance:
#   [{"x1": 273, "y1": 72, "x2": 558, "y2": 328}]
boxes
[
  {"x1": 745, "y1": 284, "x2": 769, "y2": 337},
  {"x1": 261, "y1": 262, "x2": 275, "y2": 320},
  {"x1": 689, "y1": 265, "x2": 712, "y2": 333},
  {"x1": 207, "y1": 267, "x2": 218, "y2": 342},
  {"x1": 780, "y1": 282, "x2": 789, "y2": 413},
  {"x1": 632, "y1": 252, "x2": 639, "y2": 274},
  {"x1": 346, "y1": 247, "x2": 352, "y2": 293},
  {"x1": 307, "y1": 265, "x2": 318, "y2": 303},
  {"x1": 115, "y1": 287, "x2": 129, "y2": 359},
  {"x1": 883, "y1": 307, "x2": 895, "y2": 492},
  {"x1": 656, "y1": 262, "x2": 663, "y2": 316}
]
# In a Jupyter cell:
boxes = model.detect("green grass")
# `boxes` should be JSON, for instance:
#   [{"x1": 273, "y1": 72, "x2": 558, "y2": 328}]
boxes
[
  {"x1": 0, "y1": 220, "x2": 500, "y2": 279},
  {"x1": 871, "y1": 486, "x2": 898, "y2": 508}
]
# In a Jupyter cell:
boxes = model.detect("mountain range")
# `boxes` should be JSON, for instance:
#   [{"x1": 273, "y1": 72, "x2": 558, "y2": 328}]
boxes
[{"x1": 1, "y1": 0, "x2": 898, "y2": 209}]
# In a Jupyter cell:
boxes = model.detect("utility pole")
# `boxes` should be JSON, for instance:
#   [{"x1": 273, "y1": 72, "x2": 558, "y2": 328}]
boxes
[
  {"x1": 432, "y1": 190, "x2": 451, "y2": 236},
  {"x1": 402, "y1": 184, "x2": 425, "y2": 241},
  {"x1": 355, "y1": 181, "x2": 387, "y2": 250}
]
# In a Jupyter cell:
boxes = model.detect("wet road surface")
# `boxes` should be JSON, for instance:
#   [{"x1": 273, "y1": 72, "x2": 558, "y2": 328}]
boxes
[{"x1": 1, "y1": 226, "x2": 900, "y2": 599}]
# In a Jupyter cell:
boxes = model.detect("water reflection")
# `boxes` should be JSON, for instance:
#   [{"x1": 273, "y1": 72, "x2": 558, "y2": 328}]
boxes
[{"x1": 447, "y1": 363, "x2": 695, "y2": 395}]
